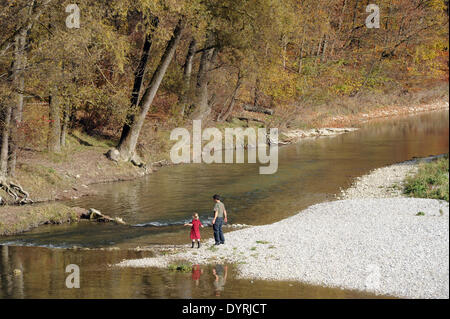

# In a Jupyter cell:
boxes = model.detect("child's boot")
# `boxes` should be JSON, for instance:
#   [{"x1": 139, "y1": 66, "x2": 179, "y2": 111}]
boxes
[
  {"x1": 197, "y1": 241, "x2": 201, "y2": 249},
  {"x1": 191, "y1": 242, "x2": 195, "y2": 248}
]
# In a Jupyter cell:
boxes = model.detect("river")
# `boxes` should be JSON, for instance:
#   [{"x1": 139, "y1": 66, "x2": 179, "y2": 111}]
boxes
[{"x1": 0, "y1": 109, "x2": 448, "y2": 298}]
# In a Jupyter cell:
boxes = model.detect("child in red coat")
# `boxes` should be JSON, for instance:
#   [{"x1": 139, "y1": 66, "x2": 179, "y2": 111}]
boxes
[{"x1": 184, "y1": 213, "x2": 204, "y2": 248}]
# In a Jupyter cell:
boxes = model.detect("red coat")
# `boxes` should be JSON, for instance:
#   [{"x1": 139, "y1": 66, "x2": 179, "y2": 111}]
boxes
[{"x1": 190, "y1": 219, "x2": 203, "y2": 239}]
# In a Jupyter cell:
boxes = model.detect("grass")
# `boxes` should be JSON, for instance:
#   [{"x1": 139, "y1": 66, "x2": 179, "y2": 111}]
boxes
[
  {"x1": 160, "y1": 250, "x2": 178, "y2": 256},
  {"x1": 16, "y1": 162, "x2": 70, "y2": 190},
  {"x1": 208, "y1": 245, "x2": 219, "y2": 252},
  {"x1": 416, "y1": 212, "x2": 425, "y2": 216},
  {"x1": 404, "y1": 155, "x2": 449, "y2": 201},
  {"x1": 167, "y1": 263, "x2": 192, "y2": 272},
  {"x1": 256, "y1": 240, "x2": 270, "y2": 244},
  {"x1": 41, "y1": 131, "x2": 115, "y2": 164},
  {"x1": 0, "y1": 203, "x2": 81, "y2": 236}
]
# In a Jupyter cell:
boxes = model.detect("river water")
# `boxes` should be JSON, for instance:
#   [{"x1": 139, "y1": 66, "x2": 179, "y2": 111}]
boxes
[{"x1": 0, "y1": 110, "x2": 448, "y2": 298}]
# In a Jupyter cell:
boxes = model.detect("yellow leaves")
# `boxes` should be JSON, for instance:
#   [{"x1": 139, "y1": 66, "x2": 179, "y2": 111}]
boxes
[
  {"x1": 414, "y1": 40, "x2": 447, "y2": 63},
  {"x1": 425, "y1": 0, "x2": 447, "y2": 11},
  {"x1": 410, "y1": 39, "x2": 448, "y2": 78},
  {"x1": 261, "y1": 64, "x2": 299, "y2": 102}
]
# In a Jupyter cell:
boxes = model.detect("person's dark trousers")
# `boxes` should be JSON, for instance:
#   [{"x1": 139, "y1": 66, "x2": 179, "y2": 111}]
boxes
[{"x1": 213, "y1": 218, "x2": 225, "y2": 244}]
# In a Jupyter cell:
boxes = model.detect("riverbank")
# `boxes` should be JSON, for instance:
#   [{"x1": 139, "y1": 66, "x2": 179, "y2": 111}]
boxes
[
  {"x1": 0, "y1": 204, "x2": 85, "y2": 236},
  {"x1": 0, "y1": 99, "x2": 448, "y2": 237},
  {"x1": 116, "y1": 156, "x2": 450, "y2": 299},
  {"x1": 6, "y1": 99, "x2": 450, "y2": 203},
  {"x1": 339, "y1": 155, "x2": 448, "y2": 200}
]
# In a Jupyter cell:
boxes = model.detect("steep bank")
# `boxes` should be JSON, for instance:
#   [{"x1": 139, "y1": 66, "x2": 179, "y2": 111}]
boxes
[{"x1": 116, "y1": 156, "x2": 450, "y2": 299}]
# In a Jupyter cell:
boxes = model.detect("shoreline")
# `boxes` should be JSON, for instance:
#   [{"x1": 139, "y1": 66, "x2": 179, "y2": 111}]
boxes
[
  {"x1": 116, "y1": 156, "x2": 450, "y2": 299},
  {"x1": 0, "y1": 100, "x2": 448, "y2": 237}
]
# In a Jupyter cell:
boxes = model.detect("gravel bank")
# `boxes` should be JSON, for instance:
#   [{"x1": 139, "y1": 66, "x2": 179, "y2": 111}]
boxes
[
  {"x1": 116, "y1": 159, "x2": 449, "y2": 299},
  {"x1": 339, "y1": 156, "x2": 445, "y2": 199}
]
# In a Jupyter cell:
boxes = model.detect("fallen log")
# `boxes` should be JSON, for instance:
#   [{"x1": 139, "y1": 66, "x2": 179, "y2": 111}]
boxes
[
  {"x1": 236, "y1": 116, "x2": 266, "y2": 124},
  {"x1": 243, "y1": 104, "x2": 274, "y2": 115},
  {"x1": 81, "y1": 208, "x2": 126, "y2": 225}
]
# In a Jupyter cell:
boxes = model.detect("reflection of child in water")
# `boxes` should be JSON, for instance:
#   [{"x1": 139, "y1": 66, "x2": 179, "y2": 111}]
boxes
[
  {"x1": 184, "y1": 213, "x2": 204, "y2": 248},
  {"x1": 191, "y1": 264, "x2": 203, "y2": 286},
  {"x1": 212, "y1": 265, "x2": 228, "y2": 297}
]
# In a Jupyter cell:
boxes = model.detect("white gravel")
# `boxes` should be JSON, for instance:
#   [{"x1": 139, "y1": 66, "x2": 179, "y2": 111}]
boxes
[{"x1": 116, "y1": 159, "x2": 449, "y2": 299}]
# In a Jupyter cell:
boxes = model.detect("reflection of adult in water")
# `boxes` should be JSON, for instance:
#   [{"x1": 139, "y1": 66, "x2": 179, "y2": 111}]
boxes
[
  {"x1": 212, "y1": 264, "x2": 228, "y2": 296},
  {"x1": 192, "y1": 264, "x2": 203, "y2": 286}
]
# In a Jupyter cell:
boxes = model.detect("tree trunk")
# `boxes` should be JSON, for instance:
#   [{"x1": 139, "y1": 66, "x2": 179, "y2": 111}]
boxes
[
  {"x1": 321, "y1": 34, "x2": 328, "y2": 63},
  {"x1": 330, "y1": 0, "x2": 347, "y2": 56},
  {"x1": 114, "y1": 19, "x2": 183, "y2": 162},
  {"x1": 254, "y1": 78, "x2": 262, "y2": 107},
  {"x1": 314, "y1": 33, "x2": 324, "y2": 67},
  {"x1": 352, "y1": 0, "x2": 360, "y2": 29},
  {"x1": 118, "y1": 17, "x2": 159, "y2": 148},
  {"x1": 180, "y1": 38, "x2": 197, "y2": 116},
  {"x1": 0, "y1": 104, "x2": 12, "y2": 176},
  {"x1": 60, "y1": 103, "x2": 70, "y2": 148},
  {"x1": 217, "y1": 70, "x2": 242, "y2": 122},
  {"x1": 190, "y1": 44, "x2": 215, "y2": 120},
  {"x1": 47, "y1": 87, "x2": 61, "y2": 153},
  {"x1": 8, "y1": 30, "x2": 27, "y2": 177},
  {"x1": 3, "y1": 0, "x2": 43, "y2": 177},
  {"x1": 298, "y1": 32, "x2": 305, "y2": 73}
]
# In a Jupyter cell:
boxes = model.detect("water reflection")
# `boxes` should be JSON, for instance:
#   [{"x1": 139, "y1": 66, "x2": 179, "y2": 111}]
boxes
[
  {"x1": 0, "y1": 245, "x2": 388, "y2": 298},
  {"x1": 212, "y1": 264, "x2": 228, "y2": 297},
  {"x1": 192, "y1": 264, "x2": 203, "y2": 287}
]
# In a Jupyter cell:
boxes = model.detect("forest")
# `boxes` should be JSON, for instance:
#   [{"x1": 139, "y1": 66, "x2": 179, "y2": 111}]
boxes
[{"x1": 0, "y1": 0, "x2": 448, "y2": 203}]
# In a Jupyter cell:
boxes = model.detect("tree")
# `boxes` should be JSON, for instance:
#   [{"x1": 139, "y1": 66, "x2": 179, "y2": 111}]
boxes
[{"x1": 108, "y1": 19, "x2": 184, "y2": 164}]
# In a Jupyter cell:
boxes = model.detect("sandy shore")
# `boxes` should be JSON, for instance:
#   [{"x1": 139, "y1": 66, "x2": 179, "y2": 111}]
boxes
[{"x1": 116, "y1": 157, "x2": 449, "y2": 299}]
